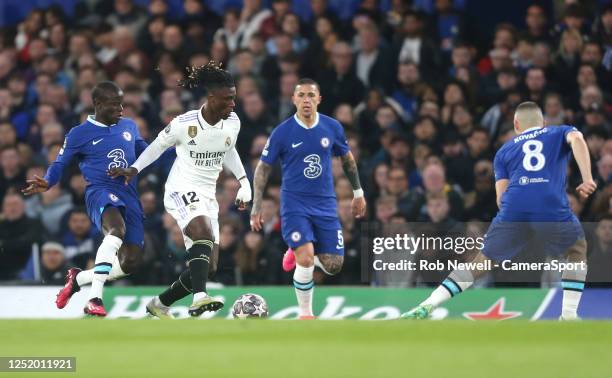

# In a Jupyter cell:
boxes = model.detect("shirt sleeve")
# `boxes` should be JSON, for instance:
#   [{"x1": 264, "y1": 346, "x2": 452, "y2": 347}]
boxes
[
  {"x1": 223, "y1": 147, "x2": 247, "y2": 180},
  {"x1": 561, "y1": 125, "x2": 579, "y2": 142},
  {"x1": 260, "y1": 127, "x2": 282, "y2": 165},
  {"x1": 493, "y1": 149, "x2": 508, "y2": 181},
  {"x1": 44, "y1": 129, "x2": 80, "y2": 188},
  {"x1": 131, "y1": 119, "x2": 177, "y2": 172},
  {"x1": 332, "y1": 121, "x2": 350, "y2": 157}
]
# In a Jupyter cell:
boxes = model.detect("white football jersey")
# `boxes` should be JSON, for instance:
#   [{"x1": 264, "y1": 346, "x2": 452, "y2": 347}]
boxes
[{"x1": 156, "y1": 107, "x2": 241, "y2": 199}]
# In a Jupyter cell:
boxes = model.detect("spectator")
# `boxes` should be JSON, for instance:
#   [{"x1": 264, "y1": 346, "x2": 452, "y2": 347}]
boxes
[
  {"x1": 0, "y1": 193, "x2": 43, "y2": 280},
  {"x1": 586, "y1": 214, "x2": 612, "y2": 287},
  {"x1": 318, "y1": 41, "x2": 365, "y2": 115},
  {"x1": 62, "y1": 208, "x2": 98, "y2": 269},
  {"x1": 0, "y1": 146, "x2": 26, "y2": 200},
  {"x1": 354, "y1": 23, "x2": 394, "y2": 92},
  {"x1": 40, "y1": 241, "x2": 69, "y2": 285},
  {"x1": 235, "y1": 231, "x2": 266, "y2": 285},
  {"x1": 394, "y1": 11, "x2": 440, "y2": 83},
  {"x1": 239, "y1": 0, "x2": 273, "y2": 49},
  {"x1": 106, "y1": 0, "x2": 147, "y2": 36},
  {"x1": 24, "y1": 178, "x2": 73, "y2": 237}
]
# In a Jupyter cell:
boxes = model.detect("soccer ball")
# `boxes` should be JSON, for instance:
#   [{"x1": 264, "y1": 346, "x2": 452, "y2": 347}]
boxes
[{"x1": 231, "y1": 293, "x2": 269, "y2": 319}]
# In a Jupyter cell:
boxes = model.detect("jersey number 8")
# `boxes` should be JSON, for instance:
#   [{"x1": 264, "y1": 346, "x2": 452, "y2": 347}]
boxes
[{"x1": 522, "y1": 140, "x2": 545, "y2": 171}]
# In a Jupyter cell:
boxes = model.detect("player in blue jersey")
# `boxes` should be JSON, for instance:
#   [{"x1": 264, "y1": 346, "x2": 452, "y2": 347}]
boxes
[
  {"x1": 23, "y1": 81, "x2": 148, "y2": 317},
  {"x1": 250, "y1": 78, "x2": 367, "y2": 319},
  {"x1": 402, "y1": 102, "x2": 597, "y2": 320}
]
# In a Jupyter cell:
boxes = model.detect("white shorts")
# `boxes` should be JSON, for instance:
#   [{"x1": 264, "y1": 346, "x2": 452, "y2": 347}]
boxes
[{"x1": 164, "y1": 189, "x2": 220, "y2": 250}]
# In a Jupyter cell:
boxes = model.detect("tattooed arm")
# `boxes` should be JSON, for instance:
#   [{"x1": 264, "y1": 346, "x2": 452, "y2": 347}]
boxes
[
  {"x1": 340, "y1": 152, "x2": 366, "y2": 218},
  {"x1": 250, "y1": 160, "x2": 273, "y2": 231}
]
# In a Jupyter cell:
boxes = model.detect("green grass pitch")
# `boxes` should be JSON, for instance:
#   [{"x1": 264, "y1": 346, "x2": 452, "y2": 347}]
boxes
[{"x1": 1, "y1": 319, "x2": 611, "y2": 378}]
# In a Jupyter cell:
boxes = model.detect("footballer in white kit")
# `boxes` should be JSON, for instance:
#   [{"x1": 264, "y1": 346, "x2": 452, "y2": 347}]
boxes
[
  {"x1": 109, "y1": 62, "x2": 251, "y2": 318},
  {"x1": 159, "y1": 106, "x2": 243, "y2": 249}
]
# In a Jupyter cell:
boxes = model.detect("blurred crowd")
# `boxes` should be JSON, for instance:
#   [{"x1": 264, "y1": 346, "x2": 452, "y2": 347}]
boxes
[{"x1": 0, "y1": 0, "x2": 610, "y2": 287}]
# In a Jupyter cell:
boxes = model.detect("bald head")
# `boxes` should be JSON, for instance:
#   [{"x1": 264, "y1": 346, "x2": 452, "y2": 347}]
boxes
[{"x1": 514, "y1": 101, "x2": 543, "y2": 133}]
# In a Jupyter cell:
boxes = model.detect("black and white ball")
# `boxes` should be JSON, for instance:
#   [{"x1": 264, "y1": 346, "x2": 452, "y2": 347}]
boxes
[{"x1": 232, "y1": 293, "x2": 269, "y2": 319}]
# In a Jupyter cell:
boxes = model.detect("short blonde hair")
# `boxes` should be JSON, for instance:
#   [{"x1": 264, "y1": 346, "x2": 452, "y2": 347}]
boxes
[{"x1": 514, "y1": 101, "x2": 543, "y2": 131}]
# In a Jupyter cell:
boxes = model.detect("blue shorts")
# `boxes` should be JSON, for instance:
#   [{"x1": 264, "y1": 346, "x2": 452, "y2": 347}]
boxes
[
  {"x1": 85, "y1": 188, "x2": 144, "y2": 248},
  {"x1": 482, "y1": 216, "x2": 584, "y2": 262},
  {"x1": 281, "y1": 213, "x2": 344, "y2": 255}
]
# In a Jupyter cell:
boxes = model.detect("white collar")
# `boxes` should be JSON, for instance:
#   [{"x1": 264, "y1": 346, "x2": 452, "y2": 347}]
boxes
[
  {"x1": 294, "y1": 112, "x2": 319, "y2": 129},
  {"x1": 521, "y1": 126, "x2": 543, "y2": 134},
  {"x1": 197, "y1": 104, "x2": 223, "y2": 129},
  {"x1": 87, "y1": 115, "x2": 114, "y2": 127}
]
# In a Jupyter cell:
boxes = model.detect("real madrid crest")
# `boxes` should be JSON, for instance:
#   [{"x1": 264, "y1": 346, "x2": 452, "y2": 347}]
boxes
[
  {"x1": 188, "y1": 126, "x2": 198, "y2": 138},
  {"x1": 225, "y1": 136, "x2": 231, "y2": 147},
  {"x1": 320, "y1": 137, "x2": 330, "y2": 148}
]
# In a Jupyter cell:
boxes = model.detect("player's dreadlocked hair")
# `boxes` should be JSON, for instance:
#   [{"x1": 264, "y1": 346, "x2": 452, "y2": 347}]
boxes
[{"x1": 178, "y1": 60, "x2": 234, "y2": 92}]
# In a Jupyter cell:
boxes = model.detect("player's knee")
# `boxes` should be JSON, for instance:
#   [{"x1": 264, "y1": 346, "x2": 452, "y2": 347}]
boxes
[
  {"x1": 295, "y1": 253, "x2": 314, "y2": 267},
  {"x1": 120, "y1": 248, "x2": 143, "y2": 273},
  {"x1": 567, "y1": 238, "x2": 587, "y2": 262},
  {"x1": 321, "y1": 256, "x2": 343, "y2": 275},
  {"x1": 107, "y1": 225, "x2": 126, "y2": 240},
  {"x1": 185, "y1": 222, "x2": 213, "y2": 242}
]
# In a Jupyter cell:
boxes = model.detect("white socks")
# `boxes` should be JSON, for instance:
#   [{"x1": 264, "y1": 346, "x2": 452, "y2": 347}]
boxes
[
  {"x1": 89, "y1": 235, "x2": 122, "y2": 299},
  {"x1": 422, "y1": 270, "x2": 474, "y2": 308},
  {"x1": 293, "y1": 264, "x2": 314, "y2": 317},
  {"x1": 76, "y1": 253, "x2": 128, "y2": 287},
  {"x1": 561, "y1": 263, "x2": 587, "y2": 319}
]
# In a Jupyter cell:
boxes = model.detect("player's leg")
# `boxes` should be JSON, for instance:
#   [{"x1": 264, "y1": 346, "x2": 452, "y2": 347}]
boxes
[
  {"x1": 543, "y1": 219, "x2": 589, "y2": 320},
  {"x1": 401, "y1": 252, "x2": 490, "y2": 319},
  {"x1": 59, "y1": 198, "x2": 145, "y2": 310},
  {"x1": 83, "y1": 206, "x2": 126, "y2": 316},
  {"x1": 293, "y1": 242, "x2": 316, "y2": 319},
  {"x1": 150, "y1": 243, "x2": 220, "y2": 318},
  {"x1": 71, "y1": 243, "x2": 141, "y2": 286},
  {"x1": 312, "y1": 216, "x2": 345, "y2": 275},
  {"x1": 560, "y1": 238, "x2": 588, "y2": 320},
  {"x1": 315, "y1": 254, "x2": 344, "y2": 275},
  {"x1": 402, "y1": 220, "x2": 527, "y2": 319},
  {"x1": 282, "y1": 214, "x2": 316, "y2": 318},
  {"x1": 183, "y1": 215, "x2": 223, "y2": 316}
]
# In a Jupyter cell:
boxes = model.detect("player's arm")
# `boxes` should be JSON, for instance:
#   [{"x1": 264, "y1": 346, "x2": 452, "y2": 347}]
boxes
[
  {"x1": 340, "y1": 152, "x2": 366, "y2": 218},
  {"x1": 250, "y1": 160, "x2": 273, "y2": 231},
  {"x1": 495, "y1": 179, "x2": 509, "y2": 209},
  {"x1": 251, "y1": 130, "x2": 281, "y2": 230},
  {"x1": 223, "y1": 147, "x2": 252, "y2": 210},
  {"x1": 493, "y1": 149, "x2": 509, "y2": 209},
  {"x1": 108, "y1": 122, "x2": 175, "y2": 184},
  {"x1": 23, "y1": 133, "x2": 78, "y2": 195},
  {"x1": 567, "y1": 130, "x2": 597, "y2": 198}
]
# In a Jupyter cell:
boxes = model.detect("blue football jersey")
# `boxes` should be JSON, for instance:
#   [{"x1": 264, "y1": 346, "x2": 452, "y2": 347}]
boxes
[
  {"x1": 493, "y1": 125, "x2": 578, "y2": 221},
  {"x1": 44, "y1": 116, "x2": 148, "y2": 196},
  {"x1": 261, "y1": 113, "x2": 350, "y2": 216}
]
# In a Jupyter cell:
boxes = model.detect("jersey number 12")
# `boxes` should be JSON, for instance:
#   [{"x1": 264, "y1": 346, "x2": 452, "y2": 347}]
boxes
[
  {"x1": 522, "y1": 140, "x2": 545, "y2": 171},
  {"x1": 181, "y1": 191, "x2": 200, "y2": 205}
]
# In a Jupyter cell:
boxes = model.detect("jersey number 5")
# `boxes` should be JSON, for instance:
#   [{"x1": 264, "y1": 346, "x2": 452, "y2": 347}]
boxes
[{"x1": 522, "y1": 140, "x2": 545, "y2": 171}]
